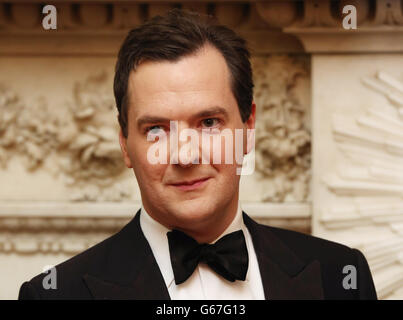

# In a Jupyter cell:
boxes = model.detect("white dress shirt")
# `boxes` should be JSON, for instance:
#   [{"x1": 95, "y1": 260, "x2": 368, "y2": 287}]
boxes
[{"x1": 139, "y1": 204, "x2": 266, "y2": 300}]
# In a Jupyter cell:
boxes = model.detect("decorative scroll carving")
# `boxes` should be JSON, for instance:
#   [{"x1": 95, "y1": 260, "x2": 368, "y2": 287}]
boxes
[
  {"x1": 322, "y1": 72, "x2": 403, "y2": 299},
  {"x1": 0, "y1": 73, "x2": 129, "y2": 201},
  {"x1": 253, "y1": 55, "x2": 311, "y2": 202}
]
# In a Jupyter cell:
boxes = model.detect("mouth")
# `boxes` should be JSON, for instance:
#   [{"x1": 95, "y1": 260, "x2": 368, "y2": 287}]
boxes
[{"x1": 169, "y1": 177, "x2": 211, "y2": 191}]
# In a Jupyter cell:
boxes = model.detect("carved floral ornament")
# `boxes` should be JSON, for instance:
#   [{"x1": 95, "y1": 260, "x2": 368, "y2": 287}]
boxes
[{"x1": 0, "y1": 72, "x2": 129, "y2": 201}]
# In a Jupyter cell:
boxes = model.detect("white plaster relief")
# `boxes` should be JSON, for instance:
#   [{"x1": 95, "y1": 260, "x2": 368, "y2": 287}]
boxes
[
  {"x1": 322, "y1": 72, "x2": 403, "y2": 299},
  {"x1": 0, "y1": 72, "x2": 130, "y2": 201},
  {"x1": 253, "y1": 55, "x2": 311, "y2": 202}
]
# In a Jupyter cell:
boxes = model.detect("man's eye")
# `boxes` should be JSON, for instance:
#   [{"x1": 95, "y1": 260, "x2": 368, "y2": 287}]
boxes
[
  {"x1": 146, "y1": 125, "x2": 164, "y2": 134},
  {"x1": 201, "y1": 118, "x2": 219, "y2": 128}
]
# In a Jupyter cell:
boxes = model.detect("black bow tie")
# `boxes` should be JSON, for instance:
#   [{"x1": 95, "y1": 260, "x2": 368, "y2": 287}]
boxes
[{"x1": 167, "y1": 229, "x2": 249, "y2": 285}]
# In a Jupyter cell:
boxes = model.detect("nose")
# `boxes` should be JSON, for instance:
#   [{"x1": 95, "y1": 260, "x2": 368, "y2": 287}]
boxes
[{"x1": 172, "y1": 122, "x2": 201, "y2": 168}]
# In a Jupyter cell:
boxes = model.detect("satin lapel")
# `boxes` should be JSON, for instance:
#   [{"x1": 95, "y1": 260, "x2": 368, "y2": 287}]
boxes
[
  {"x1": 243, "y1": 212, "x2": 324, "y2": 300},
  {"x1": 82, "y1": 210, "x2": 171, "y2": 300}
]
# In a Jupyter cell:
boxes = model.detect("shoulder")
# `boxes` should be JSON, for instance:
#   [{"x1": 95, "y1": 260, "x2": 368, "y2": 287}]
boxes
[
  {"x1": 245, "y1": 213, "x2": 357, "y2": 263},
  {"x1": 255, "y1": 220, "x2": 368, "y2": 271},
  {"x1": 249, "y1": 218, "x2": 377, "y2": 299},
  {"x1": 18, "y1": 219, "x2": 133, "y2": 300},
  {"x1": 263, "y1": 223, "x2": 357, "y2": 262}
]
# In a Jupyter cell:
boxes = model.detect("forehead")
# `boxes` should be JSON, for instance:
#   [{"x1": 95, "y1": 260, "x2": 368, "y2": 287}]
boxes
[{"x1": 127, "y1": 45, "x2": 236, "y2": 119}]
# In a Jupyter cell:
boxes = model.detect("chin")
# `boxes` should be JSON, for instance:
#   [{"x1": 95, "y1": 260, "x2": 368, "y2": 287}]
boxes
[{"x1": 169, "y1": 199, "x2": 217, "y2": 223}]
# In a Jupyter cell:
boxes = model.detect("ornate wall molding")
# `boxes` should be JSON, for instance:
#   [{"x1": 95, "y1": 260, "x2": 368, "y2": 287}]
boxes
[
  {"x1": 0, "y1": 202, "x2": 311, "y2": 254},
  {"x1": 253, "y1": 55, "x2": 311, "y2": 202},
  {"x1": 1, "y1": 1, "x2": 402, "y2": 54},
  {"x1": 0, "y1": 72, "x2": 130, "y2": 201},
  {"x1": 0, "y1": 1, "x2": 305, "y2": 55},
  {"x1": 320, "y1": 71, "x2": 403, "y2": 299},
  {"x1": 262, "y1": 0, "x2": 403, "y2": 53}
]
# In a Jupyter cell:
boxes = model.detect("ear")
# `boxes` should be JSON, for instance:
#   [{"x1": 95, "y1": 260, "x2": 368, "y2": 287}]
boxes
[
  {"x1": 244, "y1": 101, "x2": 256, "y2": 155},
  {"x1": 119, "y1": 129, "x2": 133, "y2": 168}
]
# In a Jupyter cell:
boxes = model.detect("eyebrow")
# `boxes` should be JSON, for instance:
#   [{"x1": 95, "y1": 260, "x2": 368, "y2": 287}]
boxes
[{"x1": 136, "y1": 106, "x2": 229, "y2": 129}]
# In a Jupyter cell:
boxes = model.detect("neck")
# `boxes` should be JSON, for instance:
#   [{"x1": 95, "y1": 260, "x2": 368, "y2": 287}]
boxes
[
  {"x1": 143, "y1": 195, "x2": 240, "y2": 244},
  {"x1": 174, "y1": 197, "x2": 239, "y2": 244}
]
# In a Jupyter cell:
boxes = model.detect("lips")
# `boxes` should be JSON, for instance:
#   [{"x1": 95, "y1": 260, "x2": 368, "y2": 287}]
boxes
[{"x1": 170, "y1": 177, "x2": 210, "y2": 191}]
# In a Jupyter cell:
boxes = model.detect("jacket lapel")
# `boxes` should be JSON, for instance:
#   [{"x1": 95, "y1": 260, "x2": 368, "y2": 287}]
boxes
[
  {"x1": 82, "y1": 209, "x2": 324, "y2": 300},
  {"x1": 82, "y1": 209, "x2": 171, "y2": 300},
  {"x1": 243, "y1": 212, "x2": 324, "y2": 300}
]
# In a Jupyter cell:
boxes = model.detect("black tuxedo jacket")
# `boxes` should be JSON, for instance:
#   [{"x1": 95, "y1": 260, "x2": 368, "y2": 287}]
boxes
[{"x1": 19, "y1": 210, "x2": 377, "y2": 300}]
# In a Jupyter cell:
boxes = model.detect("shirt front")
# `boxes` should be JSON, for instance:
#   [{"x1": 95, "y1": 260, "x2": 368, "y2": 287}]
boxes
[{"x1": 139, "y1": 204, "x2": 266, "y2": 300}]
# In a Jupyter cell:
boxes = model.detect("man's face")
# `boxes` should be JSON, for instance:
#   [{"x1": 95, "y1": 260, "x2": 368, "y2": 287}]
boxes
[{"x1": 119, "y1": 45, "x2": 255, "y2": 232}]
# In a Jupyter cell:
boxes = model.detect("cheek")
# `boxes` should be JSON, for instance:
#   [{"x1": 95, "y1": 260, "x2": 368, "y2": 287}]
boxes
[
  {"x1": 216, "y1": 163, "x2": 239, "y2": 181},
  {"x1": 211, "y1": 133, "x2": 242, "y2": 188},
  {"x1": 210, "y1": 164, "x2": 240, "y2": 203},
  {"x1": 132, "y1": 162, "x2": 168, "y2": 200},
  {"x1": 201, "y1": 131, "x2": 243, "y2": 166},
  {"x1": 128, "y1": 139, "x2": 167, "y2": 183},
  {"x1": 135, "y1": 156, "x2": 166, "y2": 180}
]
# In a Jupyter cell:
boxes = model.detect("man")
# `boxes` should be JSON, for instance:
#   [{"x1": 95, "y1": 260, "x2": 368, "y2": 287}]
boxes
[{"x1": 19, "y1": 9, "x2": 377, "y2": 300}]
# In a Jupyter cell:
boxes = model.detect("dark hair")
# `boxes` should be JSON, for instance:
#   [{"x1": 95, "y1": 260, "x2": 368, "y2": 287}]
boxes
[{"x1": 114, "y1": 8, "x2": 254, "y2": 137}]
